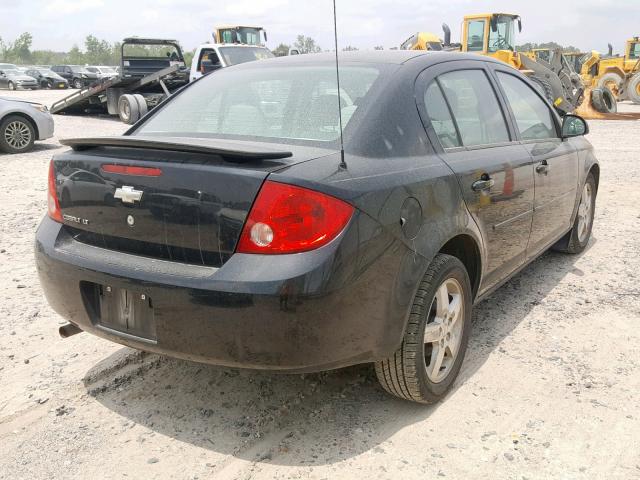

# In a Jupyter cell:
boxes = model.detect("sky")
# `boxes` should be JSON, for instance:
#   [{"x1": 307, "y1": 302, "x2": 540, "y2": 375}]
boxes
[{"x1": 1, "y1": 0, "x2": 638, "y2": 54}]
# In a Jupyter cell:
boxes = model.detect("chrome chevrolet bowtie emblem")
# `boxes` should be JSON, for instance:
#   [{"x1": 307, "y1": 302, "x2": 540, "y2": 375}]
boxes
[{"x1": 114, "y1": 186, "x2": 143, "y2": 204}]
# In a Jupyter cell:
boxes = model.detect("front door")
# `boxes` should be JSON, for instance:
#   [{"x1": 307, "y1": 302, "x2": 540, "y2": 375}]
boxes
[
  {"x1": 492, "y1": 69, "x2": 578, "y2": 255},
  {"x1": 417, "y1": 63, "x2": 535, "y2": 291}
]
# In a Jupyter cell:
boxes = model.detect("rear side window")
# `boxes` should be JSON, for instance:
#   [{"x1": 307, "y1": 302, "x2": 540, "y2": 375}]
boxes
[
  {"x1": 437, "y1": 70, "x2": 510, "y2": 147},
  {"x1": 496, "y1": 72, "x2": 557, "y2": 140},
  {"x1": 424, "y1": 81, "x2": 461, "y2": 148},
  {"x1": 466, "y1": 21, "x2": 485, "y2": 52}
]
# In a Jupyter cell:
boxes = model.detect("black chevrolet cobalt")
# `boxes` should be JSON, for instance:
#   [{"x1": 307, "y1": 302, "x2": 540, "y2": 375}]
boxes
[{"x1": 36, "y1": 52, "x2": 599, "y2": 404}]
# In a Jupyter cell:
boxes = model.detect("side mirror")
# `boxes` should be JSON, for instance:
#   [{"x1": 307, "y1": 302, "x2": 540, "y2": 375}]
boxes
[
  {"x1": 0, "y1": 71, "x2": 5, "y2": 76},
  {"x1": 289, "y1": 49, "x2": 300, "y2": 56},
  {"x1": 562, "y1": 114, "x2": 589, "y2": 138},
  {"x1": 263, "y1": 31, "x2": 268, "y2": 43},
  {"x1": 517, "y1": 17, "x2": 522, "y2": 33}
]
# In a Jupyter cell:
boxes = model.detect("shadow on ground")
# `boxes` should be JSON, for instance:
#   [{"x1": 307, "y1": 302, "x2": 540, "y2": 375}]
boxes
[{"x1": 83, "y1": 243, "x2": 592, "y2": 466}]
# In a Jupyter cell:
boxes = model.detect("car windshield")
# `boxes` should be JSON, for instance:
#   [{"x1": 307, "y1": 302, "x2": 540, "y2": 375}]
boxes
[
  {"x1": 136, "y1": 64, "x2": 382, "y2": 145},
  {"x1": 38, "y1": 69, "x2": 56, "y2": 75},
  {"x1": 100, "y1": 67, "x2": 116, "y2": 73},
  {"x1": 3, "y1": 69, "x2": 20, "y2": 75},
  {"x1": 218, "y1": 47, "x2": 275, "y2": 66}
]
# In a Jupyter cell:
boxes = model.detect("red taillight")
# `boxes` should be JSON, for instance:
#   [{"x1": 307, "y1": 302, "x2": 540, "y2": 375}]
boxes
[
  {"x1": 47, "y1": 160, "x2": 63, "y2": 223},
  {"x1": 236, "y1": 181, "x2": 354, "y2": 254},
  {"x1": 101, "y1": 164, "x2": 162, "y2": 176}
]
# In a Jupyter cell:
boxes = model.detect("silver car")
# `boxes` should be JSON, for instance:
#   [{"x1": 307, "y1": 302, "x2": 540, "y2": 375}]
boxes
[
  {"x1": 0, "y1": 67, "x2": 39, "y2": 90},
  {"x1": 0, "y1": 97, "x2": 54, "y2": 153}
]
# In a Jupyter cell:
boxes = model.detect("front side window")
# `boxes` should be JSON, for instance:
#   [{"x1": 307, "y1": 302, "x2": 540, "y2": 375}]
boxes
[
  {"x1": 424, "y1": 81, "x2": 461, "y2": 148},
  {"x1": 437, "y1": 70, "x2": 510, "y2": 147},
  {"x1": 466, "y1": 20, "x2": 486, "y2": 52},
  {"x1": 496, "y1": 72, "x2": 557, "y2": 140},
  {"x1": 136, "y1": 65, "x2": 382, "y2": 144},
  {"x1": 630, "y1": 42, "x2": 640, "y2": 59}
]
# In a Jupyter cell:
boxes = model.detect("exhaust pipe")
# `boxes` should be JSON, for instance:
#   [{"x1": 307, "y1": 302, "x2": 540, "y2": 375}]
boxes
[
  {"x1": 59, "y1": 323, "x2": 83, "y2": 338},
  {"x1": 442, "y1": 23, "x2": 451, "y2": 47}
]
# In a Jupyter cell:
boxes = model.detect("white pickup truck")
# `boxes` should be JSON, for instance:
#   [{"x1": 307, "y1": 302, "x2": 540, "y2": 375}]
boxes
[{"x1": 189, "y1": 43, "x2": 274, "y2": 82}]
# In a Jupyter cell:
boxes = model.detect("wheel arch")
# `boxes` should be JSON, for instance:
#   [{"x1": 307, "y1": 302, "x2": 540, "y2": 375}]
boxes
[
  {"x1": 588, "y1": 162, "x2": 600, "y2": 193},
  {"x1": 437, "y1": 234, "x2": 482, "y2": 300}
]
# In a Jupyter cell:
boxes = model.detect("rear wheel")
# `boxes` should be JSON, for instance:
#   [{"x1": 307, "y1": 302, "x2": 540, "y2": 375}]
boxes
[
  {"x1": 627, "y1": 74, "x2": 640, "y2": 105},
  {"x1": 133, "y1": 94, "x2": 148, "y2": 118},
  {"x1": 118, "y1": 94, "x2": 140, "y2": 125},
  {"x1": 553, "y1": 173, "x2": 596, "y2": 254},
  {"x1": 0, "y1": 115, "x2": 35, "y2": 153},
  {"x1": 8, "y1": 81, "x2": 15, "y2": 91},
  {"x1": 597, "y1": 72, "x2": 623, "y2": 98},
  {"x1": 375, "y1": 254, "x2": 472, "y2": 404}
]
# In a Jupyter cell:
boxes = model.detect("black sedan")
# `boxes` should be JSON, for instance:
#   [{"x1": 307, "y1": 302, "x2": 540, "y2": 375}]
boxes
[
  {"x1": 25, "y1": 68, "x2": 69, "y2": 89},
  {"x1": 36, "y1": 52, "x2": 599, "y2": 404}
]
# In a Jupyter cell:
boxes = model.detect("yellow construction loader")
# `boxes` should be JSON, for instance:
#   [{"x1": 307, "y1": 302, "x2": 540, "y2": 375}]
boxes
[
  {"x1": 213, "y1": 25, "x2": 267, "y2": 46},
  {"x1": 401, "y1": 13, "x2": 585, "y2": 115}
]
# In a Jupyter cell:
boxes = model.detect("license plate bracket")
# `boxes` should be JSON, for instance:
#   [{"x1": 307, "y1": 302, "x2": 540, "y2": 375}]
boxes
[{"x1": 98, "y1": 286, "x2": 156, "y2": 340}]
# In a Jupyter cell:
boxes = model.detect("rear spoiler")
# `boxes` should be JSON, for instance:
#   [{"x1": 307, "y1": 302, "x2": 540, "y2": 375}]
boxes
[{"x1": 59, "y1": 136, "x2": 293, "y2": 162}]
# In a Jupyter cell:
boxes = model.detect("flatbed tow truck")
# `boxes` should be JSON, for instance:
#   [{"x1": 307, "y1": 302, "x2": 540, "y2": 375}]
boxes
[{"x1": 50, "y1": 38, "x2": 189, "y2": 124}]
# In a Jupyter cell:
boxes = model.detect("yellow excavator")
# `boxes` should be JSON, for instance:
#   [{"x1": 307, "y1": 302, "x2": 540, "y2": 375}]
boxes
[
  {"x1": 402, "y1": 13, "x2": 585, "y2": 115},
  {"x1": 213, "y1": 25, "x2": 267, "y2": 46}
]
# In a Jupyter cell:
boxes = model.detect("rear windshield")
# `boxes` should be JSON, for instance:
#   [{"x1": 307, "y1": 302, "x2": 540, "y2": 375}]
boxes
[
  {"x1": 218, "y1": 46, "x2": 274, "y2": 66},
  {"x1": 136, "y1": 64, "x2": 383, "y2": 145}
]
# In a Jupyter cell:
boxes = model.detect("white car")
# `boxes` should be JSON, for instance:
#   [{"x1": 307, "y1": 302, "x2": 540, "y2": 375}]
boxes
[
  {"x1": 86, "y1": 66, "x2": 119, "y2": 80},
  {"x1": 189, "y1": 43, "x2": 274, "y2": 82}
]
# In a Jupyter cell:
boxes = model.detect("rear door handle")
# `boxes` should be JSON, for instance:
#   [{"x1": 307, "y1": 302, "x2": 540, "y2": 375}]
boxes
[
  {"x1": 472, "y1": 176, "x2": 495, "y2": 192},
  {"x1": 536, "y1": 161, "x2": 550, "y2": 175}
]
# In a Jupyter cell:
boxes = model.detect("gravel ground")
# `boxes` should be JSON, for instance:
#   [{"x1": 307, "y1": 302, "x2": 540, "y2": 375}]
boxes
[{"x1": 1, "y1": 89, "x2": 639, "y2": 480}]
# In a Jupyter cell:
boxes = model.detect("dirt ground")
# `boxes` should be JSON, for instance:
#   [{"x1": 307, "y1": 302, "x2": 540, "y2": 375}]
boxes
[{"x1": 1, "y1": 89, "x2": 639, "y2": 480}]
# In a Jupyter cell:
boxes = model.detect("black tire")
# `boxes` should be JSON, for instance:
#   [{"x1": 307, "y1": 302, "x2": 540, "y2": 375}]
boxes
[
  {"x1": 0, "y1": 115, "x2": 36, "y2": 154},
  {"x1": 8, "y1": 81, "x2": 15, "y2": 91},
  {"x1": 627, "y1": 74, "x2": 640, "y2": 105},
  {"x1": 375, "y1": 254, "x2": 472, "y2": 404},
  {"x1": 118, "y1": 94, "x2": 140, "y2": 125},
  {"x1": 133, "y1": 94, "x2": 148, "y2": 118},
  {"x1": 552, "y1": 173, "x2": 596, "y2": 254},
  {"x1": 72, "y1": 78, "x2": 83, "y2": 89},
  {"x1": 591, "y1": 87, "x2": 617, "y2": 113}
]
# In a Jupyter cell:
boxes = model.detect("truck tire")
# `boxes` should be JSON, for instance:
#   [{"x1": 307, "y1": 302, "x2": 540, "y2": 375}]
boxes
[
  {"x1": 375, "y1": 254, "x2": 472, "y2": 404},
  {"x1": 591, "y1": 87, "x2": 617, "y2": 113},
  {"x1": 118, "y1": 94, "x2": 140, "y2": 125},
  {"x1": 597, "y1": 72, "x2": 623, "y2": 98},
  {"x1": 628, "y1": 74, "x2": 640, "y2": 105},
  {"x1": 133, "y1": 94, "x2": 148, "y2": 118}
]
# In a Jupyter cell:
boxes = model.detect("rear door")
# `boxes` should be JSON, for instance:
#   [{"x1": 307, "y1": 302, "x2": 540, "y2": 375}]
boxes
[
  {"x1": 491, "y1": 68, "x2": 578, "y2": 256},
  {"x1": 417, "y1": 61, "x2": 535, "y2": 291}
]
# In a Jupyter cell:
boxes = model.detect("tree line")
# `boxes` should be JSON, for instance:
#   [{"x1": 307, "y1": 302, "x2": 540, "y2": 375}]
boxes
[{"x1": 1, "y1": 32, "x2": 583, "y2": 67}]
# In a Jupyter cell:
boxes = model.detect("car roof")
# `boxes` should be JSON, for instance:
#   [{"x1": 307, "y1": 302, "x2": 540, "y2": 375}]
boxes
[{"x1": 238, "y1": 50, "x2": 500, "y2": 67}]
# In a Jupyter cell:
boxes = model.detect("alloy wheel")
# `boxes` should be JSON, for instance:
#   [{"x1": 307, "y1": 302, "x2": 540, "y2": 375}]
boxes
[
  {"x1": 423, "y1": 278, "x2": 464, "y2": 383},
  {"x1": 577, "y1": 182, "x2": 593, "y2": 243},
  {"x1": 4, "y1": 121, "x2": 32, "y2": 150}
]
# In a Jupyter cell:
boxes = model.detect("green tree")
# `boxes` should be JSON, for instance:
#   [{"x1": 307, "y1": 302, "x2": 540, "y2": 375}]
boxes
[
  {"x1": 374, "y1": 45, "x2": 384, "y2": 51},
  {"x1": 342, "y1": 45, "x2": 358, "y2": 51},
  {"x1": 272, "y1": 43, "x2": 291, "y2": 57},
  {"x1": 84, "y1": 35, "x2": 114, "y2": 64},
  {"x1": 293, "y1": 35, "x2": 321, "y2": 54},
  {"x1": 67, "y1": 44, "x2": 85, "y2": 64}
]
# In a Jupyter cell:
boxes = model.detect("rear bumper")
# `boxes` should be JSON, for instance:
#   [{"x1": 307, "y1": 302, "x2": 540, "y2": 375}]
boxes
[{"x1": 35, "y1": 215, "x2": 410, "y2": 372}]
